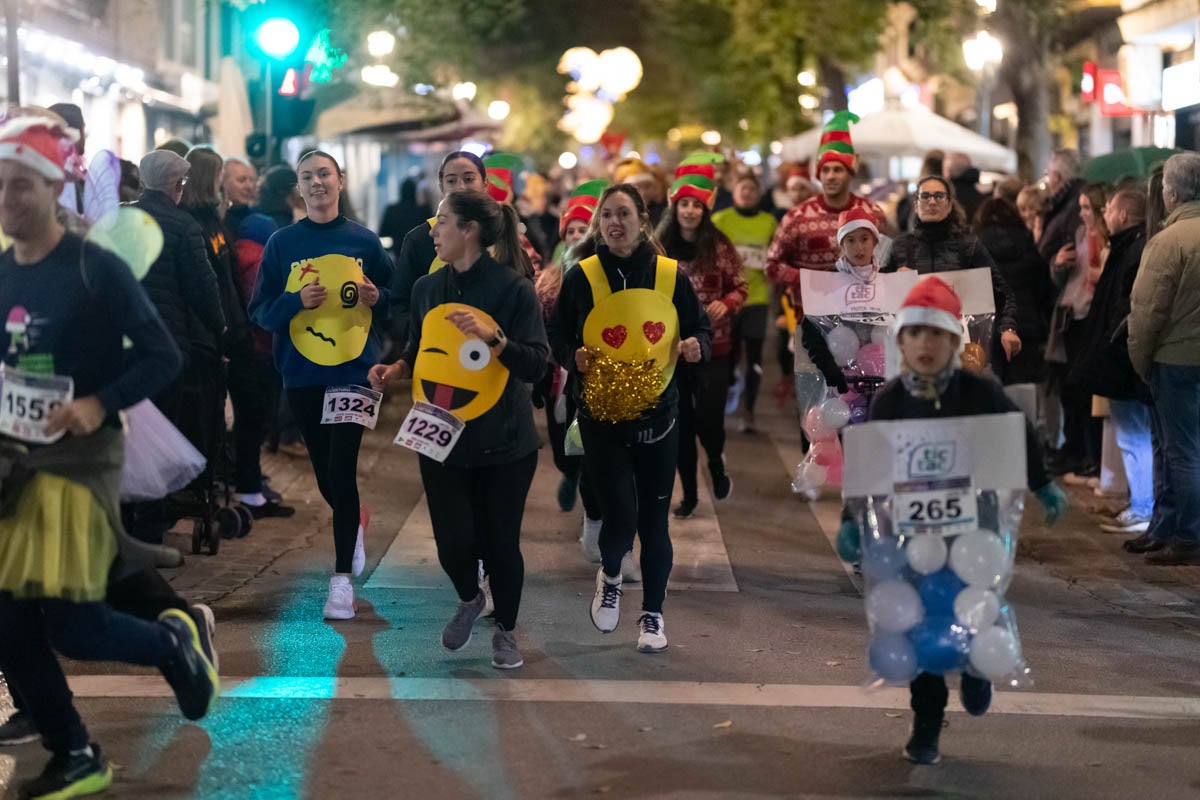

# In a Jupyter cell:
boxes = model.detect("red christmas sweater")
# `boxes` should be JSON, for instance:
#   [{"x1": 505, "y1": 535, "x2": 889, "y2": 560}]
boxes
[
  {"x1": 678, "y1": 238, "x2": 748, "y2": 358},
  {"x1": 765, "y1": 194, "x2": 886, "y2": 316}
]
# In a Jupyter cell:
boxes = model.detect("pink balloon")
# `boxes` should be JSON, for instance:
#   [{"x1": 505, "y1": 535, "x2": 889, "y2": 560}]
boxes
[
  {"x1": 856, "y1": 343, "x2": 886, "y2": 376},
  {"x1": 803, "y1": 405, "x2": 837, "y2": 442},
  {"x1": 811, "y1": 440, "x2": 844, "y2": 485}
]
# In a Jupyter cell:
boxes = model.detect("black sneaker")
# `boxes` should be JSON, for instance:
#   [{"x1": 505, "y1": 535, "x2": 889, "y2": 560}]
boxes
[
  {"x1": 0, "y1": 710, "x2": 39, "y2": 746},
  {"x1": 1145, "y1": 540, "x2": 1200, "y2": 566},
  {"x1": 959, "y1": 674, "x2": 992, "y2": 716},
  {"x1": 556, "y1": 473, "x2": 580, "y2": 513},
  {"x1": 1123, "y1": 534, "x2": 1166, "y2": 554},
  {"x1": 158, "y1": 609, "x2": 220, "y2": 721},
  {"x1": 903, "y1": 717, "x2": 942, "y2": 765},
  {"x1": 712, "y1": 472, "x2": 733, "y2": 501},
  {"x1": 18, "y1": 743, "x2": 112, "y2": 799},
  {"x1": 673, "y1": 497, "x2": 698, "y2": 519},
  {"x1": 261, "y1": 478, "x2": 282, "y2": 504},
  {"x1": 248, "y1": 499, "x2": 296, "y2": 519}
]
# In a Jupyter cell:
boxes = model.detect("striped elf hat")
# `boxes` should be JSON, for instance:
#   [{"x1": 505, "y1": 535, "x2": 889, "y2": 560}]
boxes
[
  {"x1": 675, "y1": 150, "x2": 723, "y2": 183},
  {"x1": 560, "y1": 178, "x2": 608, "y2": 233},
  {"x1": 483, "y1": 152, "x2": 524, "y2": 201},
  {"x1": 816, "y1": 110, "x2": 860, "y2": 174},
  {"x1": 669, "y1": 173, "x2": 716, "y2": 206}
]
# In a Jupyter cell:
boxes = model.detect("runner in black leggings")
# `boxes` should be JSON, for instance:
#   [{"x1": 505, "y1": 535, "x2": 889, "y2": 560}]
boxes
[{"x1": 250, "y1": 150, "x2": 392, "y2": 621}]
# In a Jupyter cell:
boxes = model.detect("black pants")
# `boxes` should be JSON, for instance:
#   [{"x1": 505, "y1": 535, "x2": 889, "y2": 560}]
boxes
[
  {"x1": 544, "y1": 387, "x2": 602, "y2": 520},
  {"x1": 289, "y1": 385, "x2": 365, "y2": 574},
  {"x1": 1055, "y1": 321, "x2": 1101, "y2": 467},
  {"x1": 910, "y1": 672, "x2": 949, "y2": 722},
  {"x1": 730, "y1": 305, "x2": 767, "y2": 416},
  {"x1": 677, "y1": 357, "x2": 730, "y2": 502},
  {"x1": 579, "y1": 414, "x2": 679, "y2": 613},
  {"x1": 419, "y1": 451, "x2": 538, "y2": 630},
  {"x1": 227, "y1": 354, "x2": 277, "y2": 494}
]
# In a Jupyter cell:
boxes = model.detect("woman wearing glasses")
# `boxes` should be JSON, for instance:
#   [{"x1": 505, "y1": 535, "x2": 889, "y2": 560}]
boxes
[{"x1": 883, "y1": 175, "x2": 1022, "y2": 365}]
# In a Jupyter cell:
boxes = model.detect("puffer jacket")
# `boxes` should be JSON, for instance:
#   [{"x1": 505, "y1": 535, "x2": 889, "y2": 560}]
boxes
[
  {"x1": 1129, "y1": 200, "x2": 1200, "y2": 379},
  {"x1": 133, "y1": 190, "x2": 224, "y2": 361},
  {"x1": 977, "y1": 221, "x2": 1054, "y2": 385}
]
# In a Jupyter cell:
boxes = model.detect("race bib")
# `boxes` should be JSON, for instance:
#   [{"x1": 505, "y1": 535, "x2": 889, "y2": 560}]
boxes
[
  {"x1": 394, "y1": 401, "x2": 464, "y2": 462},
  {"x1": 321, "y1": 385, "x2": 383, "y2": 429},
  {"x1": 736, "y1": 244, "x2": 766, "y2": 270},
  {"x1": 0, "y1": 366, "x2": 73, "y2": 444},
  {"x1": 892, "y1": 436, "x2": 978, "y2": 537}
]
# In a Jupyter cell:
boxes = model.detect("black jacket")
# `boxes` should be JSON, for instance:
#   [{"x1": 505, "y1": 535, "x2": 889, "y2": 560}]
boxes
[
  {"x1": 883, "y1": 218, "x2": 1019, "y2": 337},
  {"x1": 187, "y1": 204, "x2": 250, "y2": 354},
  {"x1": 133, "y1": 190, "x2": 225, "y2": 361},
  {"x1": 977, "y1": 222, "x2": 1054, "y2": 385},
  {"x1": 951, "y1": 168, "x2": 987, "y2": 223},
  {"x1": 402, "y1": 253, "x2": 548, "y2": 469},
  {"x1": 390, "y1": 219, "x2": 438, "y2": 343},
  {"x1": 1038, "y1": 179, "x2": 1083, "y2": 264},
  {"x1": 870, "y1": 369, "x2": 1050, "y2": 491},
  {"x1": 548, "y1": 242, "x2": 712, "y2": 428},
  {"x1": 1068, "y1": 225, "x2": 1151, "y2": 402}
]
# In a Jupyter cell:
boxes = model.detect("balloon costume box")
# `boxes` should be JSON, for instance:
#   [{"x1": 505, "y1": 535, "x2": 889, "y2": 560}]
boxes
[{"x1": 842, "y1": 412, "x2": 1032, "y2": 688}]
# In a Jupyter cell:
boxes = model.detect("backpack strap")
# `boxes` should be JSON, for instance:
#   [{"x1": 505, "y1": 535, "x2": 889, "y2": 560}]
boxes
[
  {"x1": 654, "y1": 256, "x2": 678, "y2": 298},
  {"x1": 579, "y1": 255, "x2": 612, "y2": 304}
]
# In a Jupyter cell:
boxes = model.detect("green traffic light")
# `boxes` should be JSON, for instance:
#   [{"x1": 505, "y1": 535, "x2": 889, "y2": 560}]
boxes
[{"x1": 256, "y1": 17, "x2": 301, "y2": 59}]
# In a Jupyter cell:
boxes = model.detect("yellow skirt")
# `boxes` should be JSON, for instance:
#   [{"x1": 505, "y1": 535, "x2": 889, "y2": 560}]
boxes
[{"x1": 0, "y1": 472, "x2": 118, "y2": 603}]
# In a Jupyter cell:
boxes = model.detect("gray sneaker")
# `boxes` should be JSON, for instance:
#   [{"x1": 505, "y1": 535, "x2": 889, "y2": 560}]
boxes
[
  {"x1": 442, "y1": 591, "x2": 487, "y2": 651},
  {"x1": 491, "y1": 625, "x2": 524, "y2": 669}
]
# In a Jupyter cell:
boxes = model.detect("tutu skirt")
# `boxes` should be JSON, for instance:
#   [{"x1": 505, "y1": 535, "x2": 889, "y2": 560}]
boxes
[
  {"x1": 0, "y1": 472, "x2": 118, "y2": 602},
  {"x1": 120, "y1": 399, "x2": 207, "y2": 502}
]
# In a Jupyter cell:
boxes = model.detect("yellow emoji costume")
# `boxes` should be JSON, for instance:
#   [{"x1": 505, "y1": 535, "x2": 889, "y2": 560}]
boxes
[
  {"x1": 412, "y1": 303, "x2": 509, "y2": 421},
  {"x1": 286, "y1": 253, "x2": 372, "y2": 367}
]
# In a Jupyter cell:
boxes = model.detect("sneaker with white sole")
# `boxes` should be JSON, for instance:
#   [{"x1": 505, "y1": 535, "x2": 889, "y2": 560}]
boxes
[
  {"x1": 323, "y1": 575, "x2": 356, "y2": 620},
  {"x1": 0, "y1": 711, "x2": 39, "y2": 746},
  {"x1": 621, "y1": 550, "x2": 642, "y2": 583},
  {"x1": 590, "y1": 568, "x2": 622, "y2": 632},
  {"x1": 1100, "y1": 509, "x2": 1150, "y2": 533},
  {"x1": 442, "y1": 591, "x2": 487, "y2": 651},
  {"x1": 636, "y1": 612, "x2": 668, "y2": 653},
  {"x1": 478, "y1": 560, "x2": 495, "y2": 617},
  {"x1": 491, "y1": 625, "x2": 524, "y2": 669},
  {"x1": 352, "y1": 507, "x2": 370, "y2": 577},
  {"x1": 580, "y1": 517, "x2": 602, "y2": 563}
]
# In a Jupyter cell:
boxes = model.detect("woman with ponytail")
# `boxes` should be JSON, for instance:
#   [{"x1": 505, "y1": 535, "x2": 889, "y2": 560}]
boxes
[{"x1": 370, "y1": 192, "x2": 547, "y2": 670}]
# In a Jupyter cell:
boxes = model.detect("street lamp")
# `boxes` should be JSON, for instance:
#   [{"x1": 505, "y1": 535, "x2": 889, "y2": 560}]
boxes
[{"x1": 963, "y1": 31, "x2": 1003, "y2": 138}]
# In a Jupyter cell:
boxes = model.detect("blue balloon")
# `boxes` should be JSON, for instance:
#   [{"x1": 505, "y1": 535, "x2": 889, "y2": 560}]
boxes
[
  {"x1": 909, "y1": 615, "x2": 970, "y2": 675},
  {"x1": 917, "y1": 568, "x2": 967, "y2": 616},
  {"x1": 869, "y1": 632, "x2": 919, "y2": 684},
  {"x1": 862, "y1": 537, "x2": 907, "y2": 580}
]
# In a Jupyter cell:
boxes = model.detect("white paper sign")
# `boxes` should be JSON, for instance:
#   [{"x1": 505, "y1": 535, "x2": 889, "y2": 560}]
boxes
[
  {"x1": 394, "y1": 401, "x2": 465, "y2": 462},
  {"x1": 321, "y1": 385, "x2": 383, "y2": 429},
  {"x1": 0, "y1": 366, "x2": 73, "y2": 445},
  {"x1": 799, "y1": 269, "x2": 918, "y2": 319}
]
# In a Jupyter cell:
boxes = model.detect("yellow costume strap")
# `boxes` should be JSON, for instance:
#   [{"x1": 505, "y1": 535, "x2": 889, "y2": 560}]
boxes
[
  {"x1": 654, "y1": 256, "x2": 677, "y2": 298},
  {"x1": 427, "y1": 217, "x2": 446, "y2": 274},
  {"x1": 579, "y1": 255, "x2": 612, "y2": 304}
]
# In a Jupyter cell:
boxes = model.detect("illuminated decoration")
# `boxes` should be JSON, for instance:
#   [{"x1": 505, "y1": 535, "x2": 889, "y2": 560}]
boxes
[
  {"x1": 1098, "y1": 70, "x2": 1134, "y2": 117},
  {"x1": 1162, "y1": 61, "x2": 1200, "y2": 113},
  {"x1": 700, "y1": 130, "x2": 721, "y2": 145},
  {"x1": 1081, "y1": 61, "x2": 1097, "y2": 102},
  {"x1": 305, "y1": 29, "x2": 347, "y2": 84},
  {"x1": 414, "y1": 83, "x2": 435, "y2": 96},
  {"x1": 797, "y1": 70, "x2": 817, "y2": 87},
  {"x1": 367, "y1": 30, "x2": 396, "y2": 58},
  {"x1": 848, "y1": 78, "x2": 885, "y2": 116},
  {"x1": 799, "y1": 94, "x2": 819, "y2": 110},
  {"x1": 279, "y1": 68, "x2": 299, "y2": 97},
  {"x1": 452, "y1": 82, "x2": 477, "y2": 101},
  {"x1": 559, "y1": 92, "x2": 615, "y2": 144},
  {"x1": 15, "y1": 28, "x2": 145, "y2": 90},
  {"x1": 488, "y1": 100, "x2": 511, "y2": 120},
  {"x1": 256, "y1": 17, "x2": 301, "y2": 60},
  {"x1": 558, "y1": 151, "x2": 578, "y2": 169},
  {"x1": 557, "y1": 45, "x2": 643, "y2": 144},
  {"x1": 769, "y1": 140, "x2": 783, "y2": 154},
  {"x1": 962, "y1": 31, "x2": 1002, "y2": 73},
  {"x1": 361, "y1": 65, "x2": 400, "y2": 88},
  {"x1": 666, "y1": 128, "x2": 683, "y2": 143}
]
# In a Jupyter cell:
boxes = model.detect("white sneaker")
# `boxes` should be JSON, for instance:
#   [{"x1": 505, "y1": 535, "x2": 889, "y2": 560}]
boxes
[
  {"x1": 621, "y1": 550, "x2": 642, "y2": 583},
  {"x1": 478, "y1": 560, "x2": 495, "y2": 617},
  {"x1": 323, "y1": 575, "x2": 356, "y2": 620},
  {"x1": 1100, "y1": 509, "x2": 1150, "y2": 533},
  {"x1": 580, "y1": 517, "x2": 602, "y2": 563},
  {"x1": 636, "y1": 612, "x2": 668, "y2": 653},
  {"x1": 352, "y1": 507, "x2": 370, "y2": 577},
  {"x1": 590, "y1": 567, "x2": 622, "y2": 632}
]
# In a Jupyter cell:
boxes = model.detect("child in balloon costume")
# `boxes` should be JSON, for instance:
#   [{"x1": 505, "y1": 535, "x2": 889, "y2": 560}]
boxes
[{"x1": 836, "y1": 277, "x2": 1069, "y2": 765}]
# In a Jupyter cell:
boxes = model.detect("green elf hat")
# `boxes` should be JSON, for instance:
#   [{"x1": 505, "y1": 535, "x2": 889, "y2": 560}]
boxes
[
  {"x1": 482, "y1": 152, "x2": 524, "y2": 196},
  {"x1": 816, "y1": 110, "x2": 860, "y2": 174},
  {"x1": 560, "y1": 178, "x2": 609, "y2": 234},
  {"x1": 669, "y1": 173, "x2": 716, "y2": 206},
  {"x1": 675, "y1": 150, "x2": 723, "y2": 182}
]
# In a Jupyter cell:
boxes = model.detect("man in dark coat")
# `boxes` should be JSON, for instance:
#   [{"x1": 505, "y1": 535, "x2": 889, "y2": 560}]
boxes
[
  {"x1": 1037, "y1": 148, "x2": 1084, "y2": 264},
  {"x1": 945, "y1": 152, "x2": 987, "y2": 223}
]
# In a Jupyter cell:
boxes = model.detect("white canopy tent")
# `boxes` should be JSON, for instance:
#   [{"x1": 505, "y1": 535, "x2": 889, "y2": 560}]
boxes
[{"x1": 781, "y1": 107, "x2": 1017, "y2": 175}]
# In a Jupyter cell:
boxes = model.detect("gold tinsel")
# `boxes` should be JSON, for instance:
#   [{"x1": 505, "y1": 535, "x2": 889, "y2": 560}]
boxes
[{"x1": 581, "y1": 347, "x2": 665, "y2": 422}]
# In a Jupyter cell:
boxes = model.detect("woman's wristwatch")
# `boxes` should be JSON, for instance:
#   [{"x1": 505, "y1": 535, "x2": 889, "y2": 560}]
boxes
[{"x1": 487, "y1": 328, "x2": 507, "y2": 348}]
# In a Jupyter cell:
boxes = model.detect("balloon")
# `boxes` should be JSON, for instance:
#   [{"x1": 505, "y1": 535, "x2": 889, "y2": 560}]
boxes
[
  {"x1": 803, "y1": 405, "x2": 836, "y2": 442},
  {"x1": 917, "y1": 568, "x2": 967, "y2": 616},
  {"x1": 962, "y1": 342, "x2": 987, "y2": 371},
  {"x1": 949, "y1": 530, "x2": 1009, "y2": 589},
  {"x1": 856, "y1": 343, "x2": 886, "y2": 376},
  {"x1": 862, "y1": 537, "x2": 907, "y2": 580},
  {"x1": 827, "y1": 325, "x2": 861, "y2": 367},
  {"x1": 840, "y1": 388, "x2": 861, "y2": 406},
  {"x1": 905, "y1": 534, "x2": 948, "y2": 575},
  {"x1": 866, "y1": 579, "x2": 924, "y2": 633},
  {"x1": 870, "y1": 325, "x2": 889, "y2": 346},
  {"x1": 87, "y1": 207, "x2": 164, "y2": 280},
  {"x1": 819, "y1": 397, "x2": 851, "y2": 430},
  {"x1": 809, "y1": 440, "x2": 843, "y2": 485},
  {"x1": 792, "y1": 458, "x2": 828, "y2": 493},
  {"x1": 908, "y1": 615, "x2": 970, "y2": 674},
  {"x1": 849, "y1": 394, "x2": 870, "y2": 424},
  {"x1": 968, "y1": 625, "x2": 1020, "y2": 680},
  {"x1": 869, "y1": 632, "x2": 919, "y2": 683},
  {"x1": 954, "y1": 586, "x2": 1001, "y2": 631}
]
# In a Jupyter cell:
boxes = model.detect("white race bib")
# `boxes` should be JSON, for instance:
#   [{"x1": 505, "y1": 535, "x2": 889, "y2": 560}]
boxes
[
  {"x1": 394, "y1": 401, "x2": 465, "y2": 462},
  {"x1": 0, "y1": 366, "x2": 74, "y2": 445},
  {"x1": 892, "y1": 438, "x2": 978, "y2": 537},
  {"x1": 321, "y1": 385, "x2": 383, "y2": 429},
  {"x1": 736, "y1": 244, "x2": 766, "y2": 270}
]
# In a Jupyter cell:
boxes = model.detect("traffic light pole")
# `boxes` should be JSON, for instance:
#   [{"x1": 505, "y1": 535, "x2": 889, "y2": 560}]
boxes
[
  {"x1": 264, "y1": 60, "x2": 273, "y2": 167},
  {"x1": 5, "y1": 0, "x2": 20, "y2": 108}
]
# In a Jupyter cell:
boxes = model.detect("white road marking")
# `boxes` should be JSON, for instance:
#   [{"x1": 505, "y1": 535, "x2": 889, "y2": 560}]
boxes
[{"x1": 62, "y1": 675, "x2": 1200, "y2": 720}]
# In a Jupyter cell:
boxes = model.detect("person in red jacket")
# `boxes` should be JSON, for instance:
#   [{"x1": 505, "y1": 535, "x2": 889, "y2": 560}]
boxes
[{"x1": 657, "y1": 170, "x2": 748, "y2": 518}]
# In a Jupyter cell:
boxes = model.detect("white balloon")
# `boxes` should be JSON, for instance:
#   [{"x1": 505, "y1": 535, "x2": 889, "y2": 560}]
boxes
[
  {"x1": 954, "y1": 586, "x2": 1001, "y2": 631},
  {"x1": 870, "y1": 325, "x2": 889, "y2": 346},
  {"x1": 819, "y1": 397, "x2": 851, "y2": 430},
  {"x1": 949, "y1": 529, "x2": 1009, "y2": 588},
  {"x1": 792, "y1": 459, "x2": 828, "y2": 493},
  {"x1": 968, "y1": 625, "x2": 1020, "y2": 680},
  {"x1": 827, "y1": 325, "x2": 860, "y2": 367},
  {"x1": 905, "y1": 534, "x2": 948, "y2": 575},
  {"x1": 865, "y1": 579, "x2": 924, "y2": 633}
]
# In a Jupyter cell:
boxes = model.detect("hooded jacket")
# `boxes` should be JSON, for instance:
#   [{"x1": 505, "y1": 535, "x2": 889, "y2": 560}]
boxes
[{"x1": 1129, "y1": 200, "x2": 1200, "y2": 379}]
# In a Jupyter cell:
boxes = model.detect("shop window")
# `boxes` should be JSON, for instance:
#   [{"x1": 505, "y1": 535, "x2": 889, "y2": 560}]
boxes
[{"x1": 159, "y1": 0, "x2": 204, "y2": 70}]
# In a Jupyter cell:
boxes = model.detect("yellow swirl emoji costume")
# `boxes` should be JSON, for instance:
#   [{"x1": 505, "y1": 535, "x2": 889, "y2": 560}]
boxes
[
  {"x1": 412, "y1": 303, "x2": 509, "y2": 421},
  {"x1": 286, "y1": 254, "x2": 372, "y2": 366},
  {"x1": 578, "y1": 254, "x2": 680, "y2": 422}
]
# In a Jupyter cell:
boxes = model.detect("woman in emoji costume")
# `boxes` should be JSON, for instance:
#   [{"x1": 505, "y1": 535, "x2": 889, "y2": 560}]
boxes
[
  {"x1": 250, "y1": 150, "x2": 392, "y2": 621},
  {"x1": 371, "y1": 191, "x2": 547, "y2": 670},
  {"x1": 548, "y1": 185, "x2": 711, "y2": 654}
]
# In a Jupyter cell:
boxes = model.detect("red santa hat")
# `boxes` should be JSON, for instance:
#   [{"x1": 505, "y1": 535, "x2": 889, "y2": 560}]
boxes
[
  {"x1": 894, "y1": 277, "x2": 964, "y2": 340},
  {"x1": 836, "y1": 207, "x2": 881, "y2": 245},
  {"x1": 0, "y1": 116, "x2": 77, "y2": 180}
]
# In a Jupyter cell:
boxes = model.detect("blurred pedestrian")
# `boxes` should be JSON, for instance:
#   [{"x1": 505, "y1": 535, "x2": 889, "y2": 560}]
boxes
[
  {"x1": 1016, "y1": 184, "x2": 1045, "y2": 243},
  {"x1": 944, "y1": 152, "x2": 987, "y2": 222}
]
